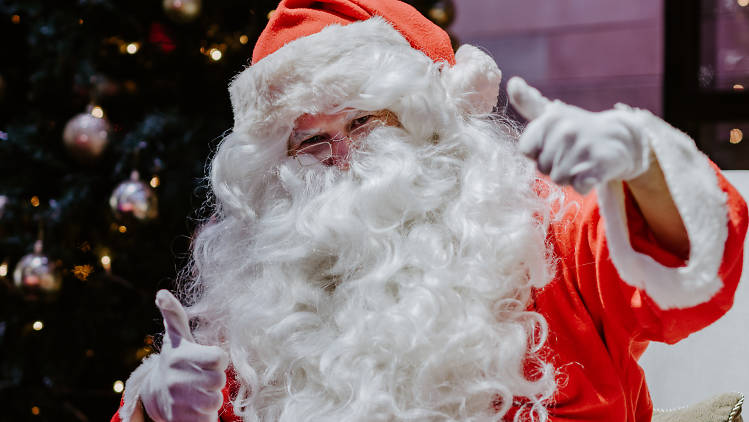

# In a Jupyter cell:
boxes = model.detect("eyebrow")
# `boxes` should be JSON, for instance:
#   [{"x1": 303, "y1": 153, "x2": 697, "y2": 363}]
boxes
[{"x1": 289, "y1": 129, "x2": 323, "y2": 147}]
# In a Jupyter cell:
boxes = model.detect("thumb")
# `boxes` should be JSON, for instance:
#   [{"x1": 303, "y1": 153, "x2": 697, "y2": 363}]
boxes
[
  {"x1": 507, "y1": 76, "x2": 552, "y2": 121},
  {"x1": 156, "y1": 289, "x2": 195, "y2": 346}
]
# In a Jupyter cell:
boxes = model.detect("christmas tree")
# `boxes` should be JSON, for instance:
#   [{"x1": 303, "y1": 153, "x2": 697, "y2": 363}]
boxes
[{"x1": 0, "y1": 0, "x2": 456, "y2": 420}]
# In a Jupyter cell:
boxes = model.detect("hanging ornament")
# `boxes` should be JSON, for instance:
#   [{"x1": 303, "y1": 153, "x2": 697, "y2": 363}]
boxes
[
  {"x1": 163, "y1": 0, "x2": 202, "y2": 23},
  {"x1": 62, "y1": 105, "x2": 110, "y2": 162},
  {"x1": 427, "y1": 0, "x2": 456, "y2": 28},
  {"x1": 13, "y1": 240, "x2": 62, "y2": 299},
  {"x1": 109, "y1": 171, "x2": 158, "y2": 221}
]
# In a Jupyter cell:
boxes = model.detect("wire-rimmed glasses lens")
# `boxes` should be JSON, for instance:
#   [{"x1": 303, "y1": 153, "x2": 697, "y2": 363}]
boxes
[
  {"x1": 291, "y1": 118, "x2": 385, "y2": 167},
  {"x1": 294, "y1": 142, "x2": 333, "y2": 166}
]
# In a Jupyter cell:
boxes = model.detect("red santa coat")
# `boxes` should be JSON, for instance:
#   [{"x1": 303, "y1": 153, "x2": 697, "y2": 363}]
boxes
[
  {"x1": 502, "y1": 167, "x2": 747, "y2": 421},
  {"x1": 112, "y1": 166, "x2": 748, "y2": 422}
]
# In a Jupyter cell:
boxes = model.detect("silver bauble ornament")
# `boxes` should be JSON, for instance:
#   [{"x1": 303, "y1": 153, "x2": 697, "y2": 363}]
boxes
[
  {"x1": 163, "y1": 0, "x2": 202, "y2": 23},
  {"x1": 109, "y1": 171, "x2": 158, "y2": 221},
  {"x1": 13, "y1": 241, "x2": 62, "y2": 299},
  {"x1": 62, "y1": 106, "x2": 110, "y2": 162}
]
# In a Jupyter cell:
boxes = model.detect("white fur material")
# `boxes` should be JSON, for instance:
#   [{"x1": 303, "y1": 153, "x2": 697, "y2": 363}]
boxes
[
  {"x1": 172, "y1": 19, "x2": 565, "y2": 418},
  {"x1": 597, "y1": 104, "x2": 729, "y2": 310},
  {"x1": 120, "y1": 18, "x2": 556, "y2": 422},
  {"x1": 228, "y1": 18, "x2": 502, "y2": 148},
  {"x1": 441, "y1": 45, "x2": 503, "y2": 115},
  {"x1": 119, "y1": 355, "x2": 158, "y2": 422},
  {"x1": 189, "y1": 120, "x2": 560, "y2": 421}
]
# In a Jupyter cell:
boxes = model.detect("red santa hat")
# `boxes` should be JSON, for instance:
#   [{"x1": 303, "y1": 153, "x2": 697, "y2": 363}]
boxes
[
  {"x1": 228, "y1": 0, "x2": 503, "y2": 141},
  {"x1": 252, "y1": 0, "x2": 455, "y2": 65}
]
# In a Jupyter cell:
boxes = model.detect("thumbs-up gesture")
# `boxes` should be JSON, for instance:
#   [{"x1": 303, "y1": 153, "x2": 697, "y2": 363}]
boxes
[
  {"x1": 140, "y1": 290, "x2": 229, "y2": 422},
  {"x1": 507, "y1": 77, "x2": 652, "y2": 195}
]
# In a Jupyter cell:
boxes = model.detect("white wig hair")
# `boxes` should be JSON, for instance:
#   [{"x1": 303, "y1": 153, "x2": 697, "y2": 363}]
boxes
[{"x1": 179, "y1": 17, "x2": 562, "y2": 421}]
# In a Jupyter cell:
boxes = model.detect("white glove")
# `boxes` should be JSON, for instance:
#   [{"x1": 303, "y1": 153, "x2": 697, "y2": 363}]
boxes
[
  {"x1": 507, "y1": 77, "x2": 652, "y2": 194},
  {"x1": 139, "y1": 290, "x2": 229, "y2": 422}
]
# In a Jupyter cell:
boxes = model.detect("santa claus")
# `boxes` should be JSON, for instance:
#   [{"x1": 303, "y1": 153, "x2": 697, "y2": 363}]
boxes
[{"x1": 113, "y1": 0, "x2": 747, "y2": 421}]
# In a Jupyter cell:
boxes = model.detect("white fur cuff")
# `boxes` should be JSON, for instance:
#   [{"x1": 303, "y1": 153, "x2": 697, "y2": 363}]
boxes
[
  {"x1": 597, "y1": 104, "x2": 729, "y2": 310},
  {"x1": 119, "y1": 354, "x2": 159, "y2": 422}
]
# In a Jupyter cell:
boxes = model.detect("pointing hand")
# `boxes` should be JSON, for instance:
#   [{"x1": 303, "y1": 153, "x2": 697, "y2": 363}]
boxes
[{"x1": 507, "y1": 77, "x2": 651, "y2": 195}]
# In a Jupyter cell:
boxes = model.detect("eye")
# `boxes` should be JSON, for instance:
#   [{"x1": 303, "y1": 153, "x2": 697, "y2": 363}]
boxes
[
  {"x1": 299, "y1": 134, "x2": 327, "y2": 147},
  {"x1": 350, "y1": 114, "x2": 374, "y2": 130}
]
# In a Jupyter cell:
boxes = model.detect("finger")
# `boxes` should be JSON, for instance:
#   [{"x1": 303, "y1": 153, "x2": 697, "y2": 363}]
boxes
[
  {"x1": 539, "y1": 123, "x2": 579, "y2": 179},
  {"x1": 168, "y1": 385, "x2": 224, "y2": 413},
  {"x1": 156, "y1": 289, "x2": 195, "y2": 345},
  {"x1": 564, "y1": 158, "x2": 604, "y2": 194},
  {"x1": 545, "y1": 121, "x2": 588, "y2": 184},
  {"x1": 518, "y1": 112, "x2": 563, "y2": 165},
  {"x1": 571, "y1": 171, "x2": 601, "y2": 195},
  {"x1": 171, "y1": 344, "x2": 229, "y2": 372},
  {"x1": 507, "y1": 77, "x2": 552, "y2": 121}
]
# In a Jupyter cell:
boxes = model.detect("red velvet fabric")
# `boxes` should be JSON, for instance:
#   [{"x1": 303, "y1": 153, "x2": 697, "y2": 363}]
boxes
[
  {"x1": 251, "y1": 0, "x2": 455, "y2": 65},
  {"x1": 503, "y1": 169, "x2": 746, "y2": 421}
]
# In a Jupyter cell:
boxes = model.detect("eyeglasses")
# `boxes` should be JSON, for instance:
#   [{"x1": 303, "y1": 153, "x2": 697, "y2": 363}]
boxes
[{"x1": 288, "y1": 116, "x2": 387, "y2": 167}]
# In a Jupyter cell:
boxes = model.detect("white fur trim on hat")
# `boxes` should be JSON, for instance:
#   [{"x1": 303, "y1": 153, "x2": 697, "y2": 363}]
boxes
[
  {"x1": 228, "y1": 17, "x2": 503, "y2": 138},
  {"x1": 597, "y1": 104, "x2": 729, "y2": 310}
]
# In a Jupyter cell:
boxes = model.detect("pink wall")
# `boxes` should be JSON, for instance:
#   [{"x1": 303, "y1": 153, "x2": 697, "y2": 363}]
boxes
[{"x1": 451, "y1": 0, "x2": 664, "y2": 115}]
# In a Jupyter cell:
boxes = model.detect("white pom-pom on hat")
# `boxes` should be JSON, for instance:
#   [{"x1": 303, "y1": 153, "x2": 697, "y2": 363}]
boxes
[{"x1": 441, "y1": 45, "x2": 502, "y2": 115}]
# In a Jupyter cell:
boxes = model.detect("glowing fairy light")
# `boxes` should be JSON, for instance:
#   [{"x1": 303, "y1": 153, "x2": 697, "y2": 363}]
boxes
[{"x1": 91, "y1": 106, "x2": 104, "y2": 118}]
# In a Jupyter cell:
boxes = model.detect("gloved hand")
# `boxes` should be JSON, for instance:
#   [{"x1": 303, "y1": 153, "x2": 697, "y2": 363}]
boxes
[
  {"x1": 507, "y1": 77, "x2": 652, "y2": 195},
  {"x1": 139, "y1": 290, "x2": 229, "y2": 422}
]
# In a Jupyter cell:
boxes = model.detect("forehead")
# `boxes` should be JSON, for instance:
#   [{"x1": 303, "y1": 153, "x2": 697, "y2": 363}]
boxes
[{"x1": 293, "y1": 110, "x2": 357, "y2": 132}]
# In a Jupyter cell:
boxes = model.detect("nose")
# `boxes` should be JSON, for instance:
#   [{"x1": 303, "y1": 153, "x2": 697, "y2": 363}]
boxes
[{"x1": 331, "y1": 137, "x2": 352, "y2": 170}]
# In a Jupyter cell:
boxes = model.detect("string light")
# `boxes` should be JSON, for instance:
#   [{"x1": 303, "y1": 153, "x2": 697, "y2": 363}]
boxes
[
  {"x1": 118, "y1": 225, "x2": 127, "y2": 234},
  {"x1": 30, "y1": 196, "x2": 40, "y2": 207},
  {"x1": 78, "y1": 18, "x2": 84, "y2": 24},
  {"x1": 31, "y1": 406, "x2": 40, "y2": 416},
  {"x1": 101, "y1": 255, "x2": 112, "y2": 272},
  {"x1": 730, "y1": 128, "x2": 743, "y2": 144},
  {"x1": 85, "y1": 349, "x2": 95, "y2": 358},
  {"x1": 734, "y1": 84, "x2": 745, "y2": 91},
  {"x1": 113, "y1": 380, "x2": 125, "y2": 393},
  {"x1": 739, "y1": 0, "x2": 749, "y2": 7},
  {"x1": 149, "y1": 176, "x2": 160, "y2": 188},
  {"x1": 0, "y1": 261, "x2": 7, "y2": 277},
  {"x1": 11, "y1": 15, "x2": 20, "y2": 24},
  {"x1": 428, "y1": 7, "x2": 448, "y2": 24},
  {"x1": 209, "y1": 48, "x2": 222, "y2": 61},
  {"x1": 267, "y1": 9, "x2": 276, "y2": 19},
  {"x1": 239, "y1": 34, "x2": 249, "y2": 44},
  {"x1": 32, "y1": 321, "x2": 44, "y2": 331},
  {"x1": 126, "y1": 42, "x2": 140, "y2": 55},
  {"x1": 91, "y1": 106, "x2": 104, "y2": 118}
]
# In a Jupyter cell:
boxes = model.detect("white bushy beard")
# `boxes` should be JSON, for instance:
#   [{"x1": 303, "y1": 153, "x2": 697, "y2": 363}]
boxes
[{"x1": 183, "y1": 111, "x2": 560, "y2": 421}]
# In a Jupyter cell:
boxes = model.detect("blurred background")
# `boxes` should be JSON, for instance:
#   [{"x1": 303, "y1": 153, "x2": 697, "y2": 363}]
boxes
[{"x1": 0, "y1": 0, "x2": 747, "y2": 420}]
